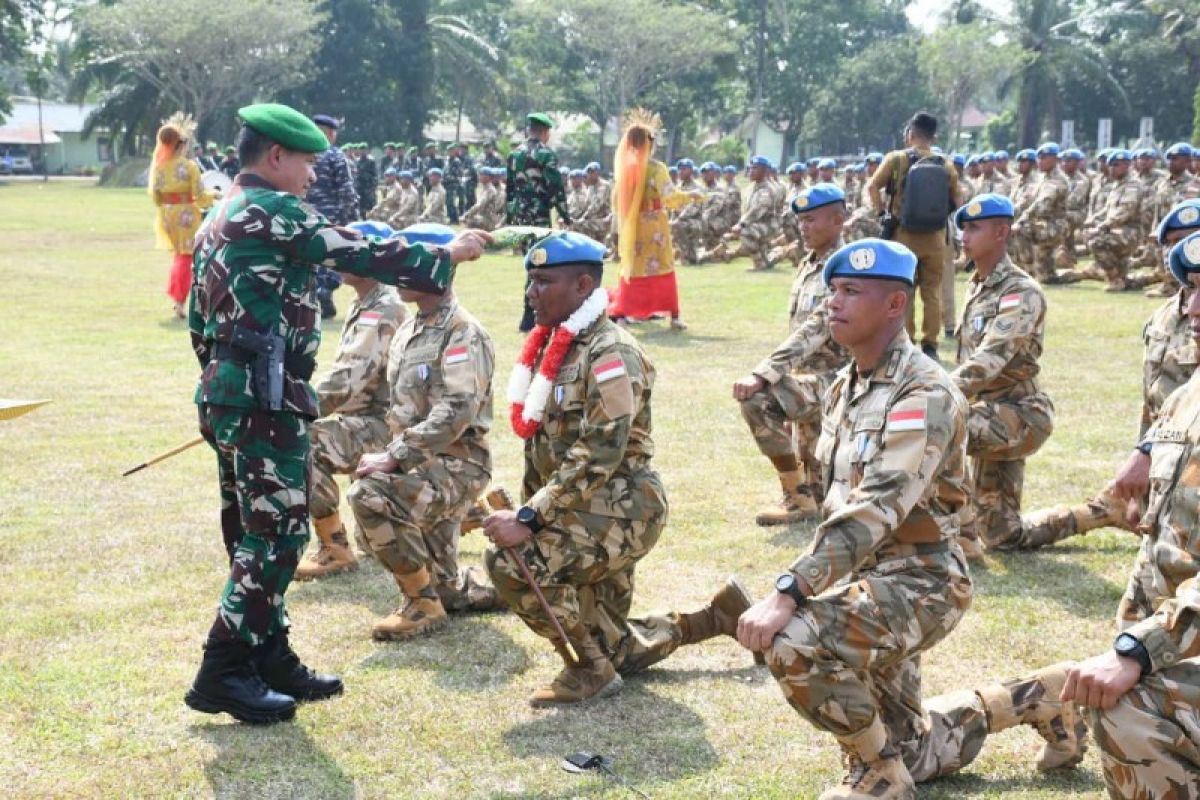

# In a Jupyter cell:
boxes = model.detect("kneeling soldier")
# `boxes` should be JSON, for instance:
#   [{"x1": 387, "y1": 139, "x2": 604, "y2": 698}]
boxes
[
  {"x1": 738, "y1": 239, "x2": 972, "y2": 799},
  {"x1": 483, "y1": 232, "x2": 756, "y2": 707},
  {"x1": 733, "y1": 183, "x2": 850, "y2": 525},
  {"x1": 349, "y1": 226, "x2": 501, "y2": 640}
]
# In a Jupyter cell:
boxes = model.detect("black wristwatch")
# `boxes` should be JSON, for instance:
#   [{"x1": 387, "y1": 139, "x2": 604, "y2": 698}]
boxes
[
  {"x1": 516, "y1": 505, "x2": 544, "y2": 534},
  {"x1": 775, "y1": 572, "x2": 807, "y2": 607},
  {"x1": 1136, "y1": 440, "x2": 1154, "y2": 456},
  {"x1": 1114, "y1": 632, "x2": 1152, "y2": 677}
]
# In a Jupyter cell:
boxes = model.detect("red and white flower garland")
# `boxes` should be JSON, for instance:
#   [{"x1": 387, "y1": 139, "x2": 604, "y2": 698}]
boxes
[{"x1": 508, "y1": 288, "x2": 608, "y2": 439}]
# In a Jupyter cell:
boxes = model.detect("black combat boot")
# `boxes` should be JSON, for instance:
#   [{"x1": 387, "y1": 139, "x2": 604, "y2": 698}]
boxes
[
  {"x1": 253, "y1": 632, "x2": 344, "y2": 702},
  {"x1": 185, "y1": 638, "x2": 297, "y2": 724}
]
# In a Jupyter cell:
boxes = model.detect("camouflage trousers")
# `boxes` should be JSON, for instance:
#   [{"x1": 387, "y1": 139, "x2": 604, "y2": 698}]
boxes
[
  {"x1": 844, "y1": 209, "x2": 882, "y2": 242},
  {"x1": 738, "y1": 372, "x2": 828, "y2": 485},
  {"x1": 1086, "y1": 227, "x2": 1140, "y2": 284},
  {"x1": 199, "y1": 405, "x2": 311, "y2": 646},
  {"x1": 1091, "y1": 660, "x2": 1200, "y2": 799},
  {"x1": 961, "y1": 393, "x2": 1054, "y2": 550},
  {"x1": 389, "y1": 212, "x2": 418, "y2": 231},
  {"x1": 1019, "y1": 484, "x2": 1128, "y2": 551},
  {"x1": 1009, "y1": 227, "x2": 1036, "y2": 274},
  {"x1": 346, "y1": 456, "x2": 489, "y2": 593},
  {"x1": 574, "y1": 220, "x2": 610, "y2": 245},
  {"x1": 484, "y1": 503, "x2": 685, "y2": 675},
  {"x1": 671, "y1": 217, "x2": 704, "y2": 265},
  {"x1": 1055, "y1": 217, "x2": 1085, "y2": 268},
  {"x1": 728, "y1": 223, "x2": 777, "y2": 270},
  {"x1": 460, "y1": 207, "x2": 492, "y2": 231},
  {"x1": 310, "y1": 414, "x2": 390, "y2": 521},
  {"x1": 765, "y1": 554, "x2": 973, "y2": 781}
]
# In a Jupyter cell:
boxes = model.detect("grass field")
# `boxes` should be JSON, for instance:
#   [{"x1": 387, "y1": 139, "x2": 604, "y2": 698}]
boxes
[{"x1": 0, "y1": 180, "x2": 1152, "y2": 799}]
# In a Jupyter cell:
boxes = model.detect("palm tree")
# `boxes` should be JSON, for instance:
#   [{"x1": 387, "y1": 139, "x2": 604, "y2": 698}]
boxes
[{"x1": 428, "y1": 11, "x2": 502, "y2": 140}]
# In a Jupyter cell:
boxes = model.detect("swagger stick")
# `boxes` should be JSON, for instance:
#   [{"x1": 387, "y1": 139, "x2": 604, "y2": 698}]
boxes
[
  {"x1": 478, "y1": 487, "x2": 579, "y2": 664},
  {"x1": 121, "y1": 435, "x2": 205, "y2": 477}
]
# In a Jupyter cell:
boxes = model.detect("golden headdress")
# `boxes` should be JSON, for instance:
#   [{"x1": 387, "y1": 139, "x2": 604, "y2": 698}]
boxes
[
  {"x1": 613, "y1": 108, "x2": 664, "y2": 265},
  {"x1": 154, "y1": 112, "x2": 198, "y2": 167}
]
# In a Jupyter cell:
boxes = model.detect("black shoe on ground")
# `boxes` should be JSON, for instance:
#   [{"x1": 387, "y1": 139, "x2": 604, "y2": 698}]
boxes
[
  {"x1": 253, "y1": 632, "x2": 344, "y2": 702},
  {"x1": 185, "y1": 639, "x2": 296, "y2": 724}
]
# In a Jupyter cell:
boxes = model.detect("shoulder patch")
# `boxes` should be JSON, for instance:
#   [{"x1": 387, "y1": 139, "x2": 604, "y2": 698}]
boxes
[
  {"x1": 593, "y1": 357, "x2": 627, "y2": 383},
  {"x1": 444, "y1": 344, "x2": 469, "y2": 365},
  {"x1": 359, "y1": 311, "x2": 382, "y2": 327},
  {"x1": 887, "y1": 398, "x2": 927, "y2": 432},
  {"x1": 998, "y1": 293, "x2": 1022, "y2": 312}
]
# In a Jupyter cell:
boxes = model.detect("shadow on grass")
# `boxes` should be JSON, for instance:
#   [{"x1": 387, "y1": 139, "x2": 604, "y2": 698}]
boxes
[
  {"x1": 918, "y1": 764, "x2": 1107, "y2": 797},
  {"x1": 768, "y1": 519, "x2": 819, "y2": 551},
  {"x1": 972, "y1": 548, "x2": 1124, "y2": 619},
  {"x1": 357, "y1": 615, "x2": 527, "y2": 691},
  {"x1": 502, "y1": 683, "x2": 719, "y2": 794},
  {"x1": 194, "y1": 720, "x2": 358, "y2": 800}
]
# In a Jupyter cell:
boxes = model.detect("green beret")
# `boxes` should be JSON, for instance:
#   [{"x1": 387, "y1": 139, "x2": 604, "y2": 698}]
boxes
[
  {"x1": 527, "y1": 112, "x2": 554, "y2": 129},
  {"x1": 237, "y1": 103, "x2": 329, "y2": 153}
]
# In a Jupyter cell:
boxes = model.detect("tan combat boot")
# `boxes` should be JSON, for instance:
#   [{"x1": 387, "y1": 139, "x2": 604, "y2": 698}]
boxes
[
  {"x1": 978, "y1": 663, "x2": 1088, "y2": 770},
  {"x1": 459, "y1": 502, "x2": 487, "y2": 534},
  {"x1": 678, "y1": 576, "x2": 755, "y2": 645},
  {"x1": 756, "y1": 469, "x2": 820, "y2": 526},
  {"x1": 1076, "y1": 264, "x2": 1106, "y2": 282},
  {"x1": 1019, "y1": 491, "x2": 1126, "y2": 550},
  {"x1": 372, "y1": 566, "x2": 447, "y2": 641},
  {"x1": 820, "y1": 716, "x2": 915, "y2": 800},
  {"x1": 958, "y1": 535, "x2": 985, "y2": 563},
  {"x1": 528, "y1": 625, "x2": 623, "y2": 708},
  {"x1": 295, "y1": 513, "x2": 358, "y2": 580}
]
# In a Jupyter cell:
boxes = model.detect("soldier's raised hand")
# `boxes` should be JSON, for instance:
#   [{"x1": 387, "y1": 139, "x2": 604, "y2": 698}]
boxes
[{"x1": 445, "y1": 229, "x2": 493, "y2": 263}]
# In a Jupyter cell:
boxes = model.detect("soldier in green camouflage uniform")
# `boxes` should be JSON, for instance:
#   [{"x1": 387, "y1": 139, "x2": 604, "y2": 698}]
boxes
[
  {"x1": 296, "y1": 273, "x2": 407, "y2": 580},
  {"x1": 1082, "y1": 150, "x2": 1143, "y2": 291},
  {"x1": 734, "y1": 183, "x2": 849, "y2": 527},
  {"x1": 737, "y1": 238, "x2": 972, "y2": 800},
  {"x1": 349, "y1": 281, "x2": 501, "y2": 640},
  {"x1": 949, "y1": 195, "x2": 1054, "y2": 558},
  {"x1": 184, "y1": 103, "x2": 485, "y2": 725},
  {"x1": 483, "y1": 232, "x2": 756, "y2": 707},
  {"x1": 706, "y1": 156, "x2": 779, "y2": 271}
]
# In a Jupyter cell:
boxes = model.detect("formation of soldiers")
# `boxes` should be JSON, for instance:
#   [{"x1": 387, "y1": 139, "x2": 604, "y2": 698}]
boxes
[{"x1": 181, "y1": 103, "x2": 1200, "y2": 800}]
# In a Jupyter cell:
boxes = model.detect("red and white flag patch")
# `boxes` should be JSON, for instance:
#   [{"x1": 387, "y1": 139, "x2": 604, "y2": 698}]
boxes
[
  {"x1": 593, "y1": 357, "x2": 627, "y2": 383},
  {"x1": 886, "y1": 405, "x2": 926, "y2": 432},
  {"x1": 359, "y1": 311, "x2": 382, "y2": 326},
  {"x1": 444, "y1": 345, "x2": 469, "y2": 365},
  {"x1": 998, "y1": 293, "x2": 1022, "y2": 312}
]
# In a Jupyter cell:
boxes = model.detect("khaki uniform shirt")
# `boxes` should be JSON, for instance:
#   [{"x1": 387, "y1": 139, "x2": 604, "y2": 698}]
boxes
[
  {"x1": 316, "y1": 283, "x2": 407, "y2": 418},
  {"x1": 1141, "y1": 290, "x2": 1199, "y2": 441},
  {"x1": 419, "y1": 183, "x2": 449, "y2": 224},
  {"x1": 386, "y1": 184, "x2": 421, "y2": 230}
]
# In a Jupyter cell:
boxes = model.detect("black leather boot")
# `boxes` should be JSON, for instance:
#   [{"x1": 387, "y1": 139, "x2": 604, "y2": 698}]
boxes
[
  {"x1": 184, "y1": 638, "x2": 296, "y2": 724},
  {"x1": 253, "y1": 632, "x2": 344, "y2": 702}
]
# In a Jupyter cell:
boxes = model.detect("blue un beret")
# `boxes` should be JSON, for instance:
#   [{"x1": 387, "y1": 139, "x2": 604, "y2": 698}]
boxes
[
  {"x1": 1108, "y1": 149, "x2": 1132, "y2": 163},
  {"x1": 700, "y1": 161, "x2": 720, "y2": 172},
  {"x1": 866, "y1": 152, "x2": 883, "y2": 164},
  {"x1": 823, "y1": 238, "x2": 917, "y2": 287},
  {"x1": 748, "y1": 155, "x2": 771, "y2": 168},
  {"x1": 1155, "y1": 199, "x2": 1200, "y2": 245},
  {"x1": 1062, "y1": 148, "x2": 1085, "y2": 161},
  {"x1": 786, "y1": 162, "x2": 806, "y2": 174},
  {"x1": 1168, "y1": 230, "x2": 1200, "y2": 286},
  {"x1": 994, "y1": 150, "x2": 1010, "y2": 160},
  {"x1": 1016, "y1": 149, "x2": 1037, "y2": 162},
  {"x1": 347, "y1": 220, "x2": 395, "y2": 241},
  {"x1": 979, "y1": 152, "x2": 994, "y2": 164},
  {"x1": 525, "y1": 231, "x2": 606, "y2": 271},
  {"x1": 398, "y1": 223, "x2": 456, "y2": 247},
  {"x1": 569, "y1": 169, "x2": 585, "y2": 178},
  {"x1": 384, "y1": 167, "x2": 397, "y2": 177},
  {"x1": 818, "y1": 158, "x2": 837, "y2": 170},
  {"x1": 723, "y1": 164, "x2": 738, "y2": 174},
  {"x1": 586, "y1": 161, "x2": 601, "y2": 172},
  {"x1": 966, "y1": 156, "x2": 979, "y2": 167},
  {"x1": 792, "y1": 182, "x2": 846, "y2": 214},
  {"x1": 427, "y1": 167, "x2": 443, "y2": 177},
  {"x1": 1036, "y1": 141, "x2": 1061, "y2": 157},
  {"x1": 1134, "y1": 148, "x2": 1158, "y2": 160},
  {"x1": 953, "y1": 153, "x2": 966, "y2": 166},
  {"x1": 398, "y1": 170, "x2": 413, "y2": 179},
  {"x1": 1166, "y1": 143, "x2": 1193, "y2": 159},
  {"x1": 676, "y1": 158, "x2": 695, "y2": 169},
  {"x1": 806, "y1": 158, "x2": 820, "y2": 169},
  {"x1": 954, "y1": 193, "x2": 1015, "y2": 229}
]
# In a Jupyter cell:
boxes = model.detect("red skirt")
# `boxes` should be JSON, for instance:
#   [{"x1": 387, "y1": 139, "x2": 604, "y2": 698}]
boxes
[
  {"x1": 607, "y1": 272, "x2": 680, "y2": 320},
  {"x1": 166, "y1": 252, "x2": 192, "y2": 304}
]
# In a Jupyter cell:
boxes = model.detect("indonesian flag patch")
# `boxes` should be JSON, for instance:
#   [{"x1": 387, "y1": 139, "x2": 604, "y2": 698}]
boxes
[
  {"x1": 886, "y1": 400, "x2": 927, "y2": 432},
  {"x1": 444, "y1": 345, "x2": 469, "y2": 365},
  {"x1": 359, "y1": 311, "x2": 382, "y2": 326},
  {"x1": 998, "y1": 293, "x2": 1022, "y2": 312},
  {"x1": 593, "y1": 357, "x2": 627, "y2": 383}
]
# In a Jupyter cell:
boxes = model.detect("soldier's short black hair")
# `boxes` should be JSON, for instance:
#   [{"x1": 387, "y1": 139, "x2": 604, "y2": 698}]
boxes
[
  {"x1": 565, "y1": 261, "x2": 603, "y2": 288},
  {"x1": 907, "y1": 112, "x2": 938, "y2": 139},
  {"x1": 237, "y1": 125, "x2": 274, "y2": 168}
]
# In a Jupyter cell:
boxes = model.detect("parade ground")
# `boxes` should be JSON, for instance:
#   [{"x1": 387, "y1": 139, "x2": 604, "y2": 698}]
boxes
[{"x1": 0, "y1": 180, "x2": 1148, "y2": 798}]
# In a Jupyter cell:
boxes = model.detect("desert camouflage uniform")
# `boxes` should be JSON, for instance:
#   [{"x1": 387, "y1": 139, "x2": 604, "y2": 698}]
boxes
[
  {"x1": 976, "y1": 173, "x2": 1010, "y2": 198},
  {"x1": 715, "y1": 179, "x2": 779, "y2": 270},
  {"x1": 1057, "y1": 169, "x2": 1092, "y2": 268},
  {"x1": 574, "y1": 178, "x2": 613, "y2": 244},
  {"x1": 485, "y1": 316, "x2": 687, "y2": 674},
  {"x1": 670, "y1": 177, "x2": 706, "y2": 265},
  {"x1": 766, "y1": 181, "x2": 805, "y2": 268},
  {"x1": 1021, "y1": 290, "x2": 1195, "y2": 548},
  {"x1": 765, "y1": 330, "x2": 975, "y2": 782},
  {"x1": 347, "y1": 296, "x2": 495, "y2": 611},
  {"x1": 1006, "y1": 171, "x2": 1041, "y2": 269},
  {"x1": 697, "y1": 181, "x2": 729, "y2": 252},
  {"x1": 366, "y1": 184, "x2": 403, "y2": 223},
  {"x1": 1142, "y1": 173, "x2": 1200, "y2": 289},
  {"x1": 1093, "y1": 571, "x2": 1200, "y2": 799},
  {"x1": 740, "y1": 240, "x2": 848, "y2": 500},
  {"x1": 951, "y1": 257, "x2": 1054, "y2": 550},
  {"x1": 566, "y1": 183, "x2": 589, "y2": 225},
  {"x1": 189, "y1": 173, "x2": 452, "y2": 646},
  {"x1": 461, "y1": 181, "x2": 499, "y2": 230},
  {"x1": 419, "y1": 182, "x2": 449, "y2": 225},
  {"x1": 1013, "y1": 169, "x2": 1070, "y2": 282},
  {"x1": 385, "y1": 184, "x2": 421, "y2": 231},
  {"x1": 1084, "y1": 173, "x2": 1142, "y2": 288},
  {"x1": 844, "y1": 202, "x2": 883, "y2": 242},
  {"x1": 308, "y1": 285, "x2": 406, "y2": 535}
]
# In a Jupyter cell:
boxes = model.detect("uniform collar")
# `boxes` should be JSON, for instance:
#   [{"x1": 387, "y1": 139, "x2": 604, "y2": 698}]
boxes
[
  {"x1": 971, "y1": 254, "x2": 1015, "y2": 290},
  {"x1": 234, "y1": 173, "x2": 280, "y2": 192},
  {"x1": 851, "y1": 329, "x2": 913, "y2": 392},
  {"x1": 414, "y1": 295, "x2": 458, "y2": 331}
]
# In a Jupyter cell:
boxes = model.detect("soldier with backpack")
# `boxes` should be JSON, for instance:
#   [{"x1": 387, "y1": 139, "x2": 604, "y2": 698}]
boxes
[{"x1": 868, "y1": 112, "x2": 960, "y2": 360}]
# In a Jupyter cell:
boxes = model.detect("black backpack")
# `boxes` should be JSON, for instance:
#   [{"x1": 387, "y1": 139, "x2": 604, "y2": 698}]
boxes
[{"x1": 897, "y1": 150, "x2": 951, "y2": 232}]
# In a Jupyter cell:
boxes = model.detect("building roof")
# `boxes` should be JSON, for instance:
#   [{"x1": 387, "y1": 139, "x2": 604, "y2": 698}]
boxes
[
  {"x1": 958, "y1": 106, "x2": 995, "y2": 130},
  {"x1": 0, "y1": 96, "x2": 98, "y2": 145}
]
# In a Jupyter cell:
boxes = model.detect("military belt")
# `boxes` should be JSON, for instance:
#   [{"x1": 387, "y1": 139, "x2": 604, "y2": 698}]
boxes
[{"x1": 213, "y1": 342, "x2": 316, "y2": 382}]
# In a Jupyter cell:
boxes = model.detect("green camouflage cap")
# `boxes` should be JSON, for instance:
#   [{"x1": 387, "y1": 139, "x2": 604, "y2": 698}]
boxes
[
  {"x1": 527, "y1": 112, "x2": 554, "y2": 129},
  {"x1": 237, "y1": 103, "x2": 329, "y2": 153}
]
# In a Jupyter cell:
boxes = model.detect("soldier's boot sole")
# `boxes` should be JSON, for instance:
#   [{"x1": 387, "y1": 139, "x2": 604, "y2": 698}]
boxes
[
  {"x1": 184, "y1": 687, "x2": 296, "y2": 725},
  {"x1": 528, "y1": 672, "x2": 624, "y2": 708},
  {"x1": 371, "y1": 613, "x2": 448, "y2": 642},
  {"x1": 755, "y1": 507, "x2": 819, "y2": 526}
]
